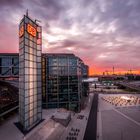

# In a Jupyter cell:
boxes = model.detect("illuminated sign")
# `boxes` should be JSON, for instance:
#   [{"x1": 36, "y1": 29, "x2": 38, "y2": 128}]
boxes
[
  {"x1": 19, "y1": 26, "x2": 24, "y2": 37},
  {"x1": 27, "y1": 24, "x2": 37, "y2": 37}
]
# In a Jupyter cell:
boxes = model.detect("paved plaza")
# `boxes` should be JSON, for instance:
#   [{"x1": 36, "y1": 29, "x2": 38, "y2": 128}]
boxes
[
  {"x1": 102, "y1": 94, "x2": 140, "y2": 107},
  {"x1": 97, "y1": 94, "x2": 140, "y2": 140},
  {"x1": 60, "y1": 93, "x2": 94, "y2": 140},
  {"x1": 0, "y1": 94, "x2": 93, "y2": 140},
  {"x1": 0, "y1": 109, "x2": 58, "y2": 140},
  {"x1": 1, "y1": 93, "x2": 140, "y2": 140}
]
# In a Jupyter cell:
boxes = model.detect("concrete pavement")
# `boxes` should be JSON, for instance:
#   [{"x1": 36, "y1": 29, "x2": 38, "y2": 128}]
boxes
[
  {"x1": 97, "y1": 94, "x2": 140, "y2": 140},
  {"x1": 60, "y1": 93, "x2": 94, "y2": 140}
]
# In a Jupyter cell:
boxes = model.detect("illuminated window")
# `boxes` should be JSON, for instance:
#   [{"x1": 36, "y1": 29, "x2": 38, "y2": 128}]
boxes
[
  {"x1": 19, "y1": 25, "x2": 24, "y2": 37},
  {"x1": 37, "y1": 39, "x2": 41, "y2": 45}
]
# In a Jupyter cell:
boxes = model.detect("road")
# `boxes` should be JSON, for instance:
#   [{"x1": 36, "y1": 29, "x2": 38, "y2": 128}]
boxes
[{"x1": 84, "y1": 93, "x2": 98, "y2": 140}]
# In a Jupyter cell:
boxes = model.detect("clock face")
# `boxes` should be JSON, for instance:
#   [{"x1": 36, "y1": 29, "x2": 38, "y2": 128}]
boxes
[
  {"x1": 19, "y1": 25, "x2": 24, "y2": 37},
  {"x1": 27, "y1": 23, "x2": 37, "y2": 37}
]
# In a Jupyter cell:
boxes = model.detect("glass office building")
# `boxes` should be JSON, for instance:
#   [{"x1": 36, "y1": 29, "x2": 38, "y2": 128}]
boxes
[
  {"x1": 82, "y1": 64, "x2": 89, "y2": 96},
  {"x1": 42, "y1": 53, "x2": 85, "y2": 112},
  {"x1": 0, "y1": 54, "x2": 19, "y2": 78},
  {"x1": 19, "y1": 13, "x2": 42, "y2": 131}
]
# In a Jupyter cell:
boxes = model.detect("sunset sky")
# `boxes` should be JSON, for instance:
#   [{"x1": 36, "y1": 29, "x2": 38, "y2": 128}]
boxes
[{"x1": 0, "y1": 0, "x2": 140, "y2": 75}]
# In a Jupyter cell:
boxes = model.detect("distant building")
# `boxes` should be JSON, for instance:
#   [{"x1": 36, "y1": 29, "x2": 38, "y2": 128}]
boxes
[
  {"x1": 82, "y1": 64, "x2": 89, "y2": 78},
  {"x1": 82, "y1": 64, "x2": 89, "y2": 96}
]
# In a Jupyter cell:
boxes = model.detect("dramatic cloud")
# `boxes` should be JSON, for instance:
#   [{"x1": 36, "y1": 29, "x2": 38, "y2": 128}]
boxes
[
  {"x1": 0, "y1": 0, "x2": 140, "y2": 74},
  {"x1": 0, "y1": 0, "x2": 23, "y2": 7}
]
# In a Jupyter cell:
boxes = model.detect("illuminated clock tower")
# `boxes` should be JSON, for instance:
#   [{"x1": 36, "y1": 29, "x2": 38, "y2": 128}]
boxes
[{"x1": 19, "y1": 12, "x2": 42, "y2": 132}]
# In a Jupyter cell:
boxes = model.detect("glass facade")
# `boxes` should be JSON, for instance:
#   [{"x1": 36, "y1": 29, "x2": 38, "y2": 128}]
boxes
[
  {"x1": 0, "y1": 53, "x2": 89, "y2": 113},
  {"x1": 42, "y1": 56, "x2": 46, "y2": 107},
  {"x1": 19, "y1": 14, "x2": 42, "y2": 131},
  {"x1": 43, "y1": 54, "x2": 84, "y2": 112},
  {"x1": 0, "y1": 55, "x2": 19, "y2": 77},
  {"x1": 82, "y1": 64, "x2": 89, "y2": 96}
]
